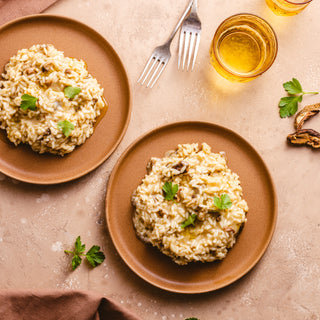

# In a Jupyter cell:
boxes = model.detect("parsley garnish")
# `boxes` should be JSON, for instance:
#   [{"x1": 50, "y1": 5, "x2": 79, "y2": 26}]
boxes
[
  {"x1": 85, "y1": 245, "x2": 106, "y2": 268},
  {"x1": 64, "y1": 86, "x2": 81, "y2": 99},
  {"x1": 214, "y1": 194, "x2": 232, "y2": 210},
  {"x1": 279, "y1": 95, "x2": 302, "y2": 118},
  {"x1": 162, "y1": 181, "x2": 178, "y2": 201},
  {"x1": 185, "y1": 318, "x2": 200, "y2": 320},
  {"x1": 279, "y1": 78, "x2": 318, "y2": 118},
  {"x1": 20, "y1": 94, "x2": 38, "y2": 111},
  {"x1": 64, "y1": 236, "x2": 105, "y2": 270},
  {"x1": 181, "y1": 214, "x2": 197, "y2": 228},
  {"x1": 57, "y1": 120, "x2": 74, "y2": 137}
]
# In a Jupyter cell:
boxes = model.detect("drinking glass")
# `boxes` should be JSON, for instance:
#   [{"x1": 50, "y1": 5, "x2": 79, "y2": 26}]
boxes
[
  {"x1": 210, "y1": 13, "x2": 278, "y2": 82},
  {"x1": 265, "y1": 0, "x2": 312, "y2": 16}
]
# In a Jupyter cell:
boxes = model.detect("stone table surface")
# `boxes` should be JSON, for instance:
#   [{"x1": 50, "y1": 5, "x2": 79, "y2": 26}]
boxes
[{"x1": 1, "y1": 0, "x2": 320, "y2": 319}]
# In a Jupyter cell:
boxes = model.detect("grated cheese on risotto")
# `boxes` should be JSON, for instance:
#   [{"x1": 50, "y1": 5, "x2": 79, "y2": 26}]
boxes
[
  {"x1": 131, "y1": 143, "x2": 249, "y2": 265},
  {"x1": 0, "y1": 44, "x2": 105, "y2": 156}
]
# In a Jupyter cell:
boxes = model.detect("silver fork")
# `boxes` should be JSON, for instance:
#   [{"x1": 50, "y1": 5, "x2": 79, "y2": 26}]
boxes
[
  {"x1": 178, "y1": 0, "x2": 201, "y2": 71},
  {"x1": 137, "y1": 0, "x2": 193, "y2": 88}
]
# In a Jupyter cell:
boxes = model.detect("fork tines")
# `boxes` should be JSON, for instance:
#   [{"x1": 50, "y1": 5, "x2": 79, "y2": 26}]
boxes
[
  {"x1": 178, "y1": 0, "x2": 202, "y2": 72},
  {"x1": 137, "y1": 51, "x2": 168, "y2": 89},
  {"x1": 178, "y1": 29, "x2": 201, "y2": 71}
]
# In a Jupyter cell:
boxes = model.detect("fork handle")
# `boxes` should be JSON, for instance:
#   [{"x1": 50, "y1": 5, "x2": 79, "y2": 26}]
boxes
[
  {"x1": 166, "y1": 0, "x2": 193, "y2": 44},
  {"x1": 191, "y1": 0, "x2": 198, "y2": 13}
]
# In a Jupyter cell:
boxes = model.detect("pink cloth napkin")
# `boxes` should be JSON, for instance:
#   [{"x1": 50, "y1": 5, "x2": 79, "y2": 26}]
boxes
[
  {"x1": 0, "y1": 290, "x2": 141, "y2": 320},
  {"x1": 0, "y1": 0, "x2": 58, "y2": 25}
]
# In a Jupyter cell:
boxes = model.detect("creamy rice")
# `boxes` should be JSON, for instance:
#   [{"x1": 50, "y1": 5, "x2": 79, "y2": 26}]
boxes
[
  {"x1": 0, "y1": 44, "x2": 105, "y2": 155},
  {"x1": 132, "y1": 143, "x2": 248, "y2": 265}
]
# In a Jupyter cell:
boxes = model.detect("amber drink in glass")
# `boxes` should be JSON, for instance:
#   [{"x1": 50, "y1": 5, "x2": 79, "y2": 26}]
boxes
[
  {"x1": 210, "y1": 14, "x2": 278, "y2": 82},
  {"x1": 265, "y1": 0, "x2": 312, "y2": 16}
]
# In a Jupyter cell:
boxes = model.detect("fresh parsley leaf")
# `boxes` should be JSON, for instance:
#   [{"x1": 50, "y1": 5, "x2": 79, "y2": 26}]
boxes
[
  {"x1": 71, "y1": 255, "x2": 82, "y2": 270},
  {"x1": 74, "y1": 236, "x2": 85, "y2": 254},
  {"x1": 279, "y1": 95, "x2": 302, "y2": 118},
  {"x1": 65, "y1": 236, "x2": 85, "y2": 270},
  {"x1": 279, "y1": 78, "x2": 318, "y2": 118},
  {"x1": 214, "y1": 194, "x2": 232, "y2": 210},
  {"x1": 181, "y1": 214, "x2": 197, "y2": 228},
  {"x1": 64, "y1": 86, "x2": 81, "y2": 99},
  {"x1": 20, "y1": 94, "x2": 38, "y2": 111},
  {"x1": 283, "y1": 78, "x2": 303, "y2": 95},
  {"x1": 85, "y1": 245, "x2": 105, "y2": 268},
  {"x1": 57, "y1": 120, "x2": 74, "y2": 137},
  {"x1": 185, "y1": 318, "x2": 200, "y2": 320},
  {"x1": 162, "y1": 181, "x2": 179, "y2": 201},
  {"x1": 65, "y1": 236, "x2": 105, "y2": 270}
]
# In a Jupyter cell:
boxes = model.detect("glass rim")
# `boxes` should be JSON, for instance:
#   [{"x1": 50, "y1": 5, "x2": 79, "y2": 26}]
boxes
[
  {"x1": 212, "y1": 13, "x2": 278, "y2": 79},
  {"x1": 283, "y1": 0, "x2": 312, "y2": 5}
]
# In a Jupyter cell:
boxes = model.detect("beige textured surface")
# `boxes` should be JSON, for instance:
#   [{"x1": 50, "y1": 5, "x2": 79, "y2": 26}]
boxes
[{"x1": 0, "y1": 0, "x2": 319, "y2": 319}]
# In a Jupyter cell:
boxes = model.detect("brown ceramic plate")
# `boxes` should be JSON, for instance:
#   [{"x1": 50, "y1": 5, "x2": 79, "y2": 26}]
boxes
[
  {"x1": 106, "y1": 121, "x2": 277, "y2": 293},
  {"x1": 0, "y1": 15, "x2": 131, "y2": 184}
]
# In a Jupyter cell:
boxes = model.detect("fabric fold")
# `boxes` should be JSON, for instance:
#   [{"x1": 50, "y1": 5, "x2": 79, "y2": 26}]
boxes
[
  {"x1": 0, "y1": 290, "x2": 141, "y2": 320},
  {"x1": 0, "y1": 0, "x2": 58, "y2": 25}
]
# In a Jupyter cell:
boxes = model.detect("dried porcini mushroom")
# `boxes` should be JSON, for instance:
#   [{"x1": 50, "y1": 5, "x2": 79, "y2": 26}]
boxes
[
  {"x1": 41, "y1": 62, "x2": 53, "y2": 72},
  {"x1": 287, "y1": 103, "x2": 320, "y2": 149},
  {"x1": 146, "y1": 159, "x2": 155, "y2": 174},
  {"x1": 172, "y1": 161, "x2": 189, "y2": 174},
  {"x1": 287, "y1": 129, "x2": 320, "y2": 148},
  {"x1": 294, "y1": 103, "x2": 320, "y2": 131},
  {"x1": 25, "y1": 68, "x2": 36, "y2": 75},
  {"x1": 224, "y1": 227, "x2": 235, "y2": 233}
]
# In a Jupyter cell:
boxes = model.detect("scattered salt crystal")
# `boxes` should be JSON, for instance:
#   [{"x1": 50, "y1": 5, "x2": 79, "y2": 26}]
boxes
[
  {"x1": 36, "y1": 193, "x2": 50, "y2": 203},
  {"x1": 51, "y1": 241, "x2": 63, "y2": 252}
]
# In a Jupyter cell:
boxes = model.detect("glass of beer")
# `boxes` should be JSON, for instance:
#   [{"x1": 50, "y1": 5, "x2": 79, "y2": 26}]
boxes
[
  {"x1": 265, "y1": 0, "x2": 312, "y2": 16},
  {"x1": 210, "y1": 13, "x2": 278, "y2": 82}
]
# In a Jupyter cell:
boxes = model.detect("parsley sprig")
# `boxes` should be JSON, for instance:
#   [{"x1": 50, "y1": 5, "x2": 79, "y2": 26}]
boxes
[
  {"x1": 57, "y1": 120, "x2": 74, "y2": 137},
  {"x1": 64, "y1": 236, "x2": 105, "y2": 270},
  {"x1": 162, "y1": 181, "x2": 178, "y2": 201},
  {"x1": 20, "y1": 94, "x2": 38, "y2": 111},
  {"x1": 181, "y1": 214, "x2": 197, "y2": 228},
  {"x1": 64, "y1": 86, "x2": 81, "y2": 99},
  {"x1": 279, "y1": 78, "x2": 318, "y2": 118},
  {"x1": 213, "y1": 194, "x2": 232, "y2": 210}
]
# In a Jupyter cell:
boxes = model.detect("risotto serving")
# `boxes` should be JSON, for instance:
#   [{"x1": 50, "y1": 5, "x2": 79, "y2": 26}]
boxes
[
  {"x1": 0, "y1": 44, "x2": 105, "y2": 156},
  {"x1": 132, "y1": 143, "x2": 248, "y2": 265}
]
